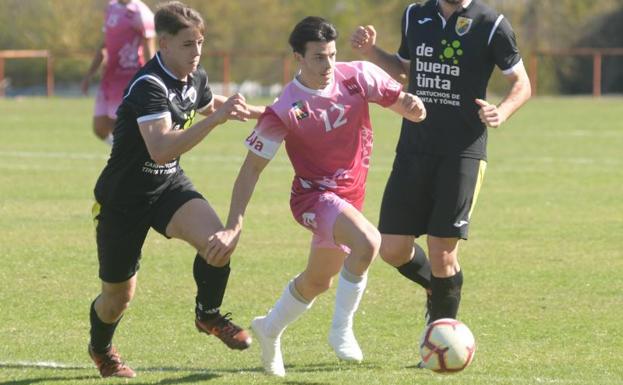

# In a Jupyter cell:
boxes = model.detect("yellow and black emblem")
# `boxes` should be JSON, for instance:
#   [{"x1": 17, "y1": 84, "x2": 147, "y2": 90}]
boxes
[{"x1": 455, "y1": 16, "x2": 473, "y2": 36}]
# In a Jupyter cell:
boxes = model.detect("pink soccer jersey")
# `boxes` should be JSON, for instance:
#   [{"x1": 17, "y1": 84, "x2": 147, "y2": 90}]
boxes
[
  {"x1": 101, "y1": 0, "x2": 155, "y2": 101},
  {"x1": 245, "y1": 61, "x2": 402, "y2": 208}
]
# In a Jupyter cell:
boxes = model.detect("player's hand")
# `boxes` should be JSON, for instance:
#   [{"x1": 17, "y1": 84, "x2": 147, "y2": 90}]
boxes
[
  {"x1": 80, "y1": 77, "x2": 90, "y2": 96},
  {"x1": 203, "y1": 228, "x2": 241, "y2": 266},
  {"x1": 476, "y1": 98, "x2": 505, "y2": 128},
  {"x1": 350, "y1": 25, "x2": 377, "y2": 56},
  {"x1": 215, "y1": 93, "x2": 252, "y2": 124},
  {"x1": 403, "y1": 93, "x2": 427, "y2": 122}
]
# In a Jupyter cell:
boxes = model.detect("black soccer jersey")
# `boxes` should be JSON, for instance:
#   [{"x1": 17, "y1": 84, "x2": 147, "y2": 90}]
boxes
[
  {"x1": 396, "y1": 0, "x2": 521, "y2": 159},
  {"x1": 94, "y1": 52, "x2": 213, "y2": 206}
]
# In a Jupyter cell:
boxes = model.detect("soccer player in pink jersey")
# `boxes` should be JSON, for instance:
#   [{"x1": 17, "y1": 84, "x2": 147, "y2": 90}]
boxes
[
  {"x1": 203, "y1": 17, "x2": 426, "y2": 377},
  {"x1": 82, "y1": 0, "x2": 156, "y2": 145}
]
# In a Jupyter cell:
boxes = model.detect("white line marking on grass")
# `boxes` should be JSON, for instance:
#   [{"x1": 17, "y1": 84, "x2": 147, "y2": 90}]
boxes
[
  {"x1": 0, "y1": 150, "x2": 107, "y2": 160},
  {"x1": 0, "y1": 360, "x2": 90, "y2": 369},
  {"x1": 0, "y1": 360, "x2": 224, "y2": 374},
  {"x1": 0, "y1": 150, "x2": 393, "y2": 172},
  {"x1": 0, "y1": 150, "x2": 246, "y2": 163}
]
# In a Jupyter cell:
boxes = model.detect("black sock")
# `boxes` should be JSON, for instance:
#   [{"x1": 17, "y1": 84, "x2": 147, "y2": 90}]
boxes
[
  {"x1": 193, "y1": 254, "x2": 230, "y2": 320},
  {"x1": 396, "y1": 243, "x2": 431, "y2": 290},
  {"x1": 89, "y1": 299, "x2": 121, "y2": 353},
  {"x1": 429, "y1": 270, "x2": 463, "y2": 323}
]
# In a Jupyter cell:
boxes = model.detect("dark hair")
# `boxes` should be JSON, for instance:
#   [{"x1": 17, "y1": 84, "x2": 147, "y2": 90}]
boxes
[
  {"x1": 288, "y1": 16, "x2": 338, "y2": 55},
  {"x1": 155, "y1": 1, "x2": 205, "y2": 36}
]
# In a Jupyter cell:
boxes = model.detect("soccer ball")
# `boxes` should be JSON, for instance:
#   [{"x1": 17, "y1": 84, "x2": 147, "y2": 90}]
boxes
[{"x1": 419, "y1": 318, "x2": 476, "y2": 373}]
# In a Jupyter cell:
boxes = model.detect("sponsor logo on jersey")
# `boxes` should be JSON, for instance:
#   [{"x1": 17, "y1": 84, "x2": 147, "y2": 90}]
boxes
[
  {"x1": 439, "y1": 39, "x2": 464, "y2": 65},
  {"x1": 342, "y1": 77, "x2": 362, "y2": 95},
  {"x1": 418, "y1": 17, "x2": 432, "y2": 25},
  {"x1": 291, "y1": 100, "x2": 309, "y2": 120},
  {"x1": 413, "y1": 43, "x2": 460, "y2": 92},
  {"x1": 182, "y1": 110, "x2": 196, "y2": 129},
  {"x1": 455, "y1": 16, "x2": 473, "y2": 36}
]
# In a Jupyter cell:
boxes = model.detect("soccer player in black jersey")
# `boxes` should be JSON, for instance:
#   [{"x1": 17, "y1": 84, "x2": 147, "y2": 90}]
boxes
[
  {"x1": 350, "y1": 0, "x2": 531, "y2": 325},
  {"x1": 87, "y1": 1, "x2": 264, "y2": 378}
]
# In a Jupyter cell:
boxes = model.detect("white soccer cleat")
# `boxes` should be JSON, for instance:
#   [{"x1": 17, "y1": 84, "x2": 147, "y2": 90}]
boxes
[
  {"x1": 251, "y1": 316, "x2": 286, "y2": 377},
  {"x1": 328, "y1": 328, "x2": 363, "y2": 362}
]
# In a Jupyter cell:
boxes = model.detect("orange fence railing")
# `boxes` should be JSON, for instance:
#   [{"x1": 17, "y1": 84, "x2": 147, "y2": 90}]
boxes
[
  {"x1": 4, "y1": 48, "x2": 621, "y2": 98},
  {"x1": 529, "y1": 48, "x2": 623, "y2": 97},
  {"x1": 0, "y1": 50, "x2": 54, "y2": 97}
]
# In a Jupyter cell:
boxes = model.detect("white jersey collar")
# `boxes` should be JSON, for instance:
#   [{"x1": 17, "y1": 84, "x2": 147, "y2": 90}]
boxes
[{"x1": 292, "y1": 71, "x2": 335, "y2": 97}]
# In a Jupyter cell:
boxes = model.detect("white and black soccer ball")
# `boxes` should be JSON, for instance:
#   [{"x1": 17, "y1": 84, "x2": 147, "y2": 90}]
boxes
[{"x1": 419, "y1": 318, "x2": 476, "y2": 373}]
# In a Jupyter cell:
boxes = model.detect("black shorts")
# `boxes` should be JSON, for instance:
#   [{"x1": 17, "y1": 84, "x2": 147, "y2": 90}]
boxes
[
  {"x1": 92, "y1": 173, "x2": 204, "y2": 283},
  {"x1": 378, "y1": 152, "x2": 486, "y2": 239}
]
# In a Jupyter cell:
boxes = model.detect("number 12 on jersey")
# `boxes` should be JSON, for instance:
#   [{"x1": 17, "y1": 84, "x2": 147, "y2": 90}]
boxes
[{"x1": 319, "y1": 103, "x2": 348, "y2": 132}]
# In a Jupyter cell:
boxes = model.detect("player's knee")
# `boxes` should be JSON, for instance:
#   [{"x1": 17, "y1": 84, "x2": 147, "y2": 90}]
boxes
[
  {"x1": 428, "y1": 239, "x2": 459, "y2": 266},
  {"x1": 352, "y1": 226, "x2": 381, "y2": 264},
  {"x1": 430, "y1": 251, "x2": 458, "y2": 272},
  {"x1": 302, "y1": 276, "x2": 333, "y2": 296},
  {"x1": 111, "y1": 291, "x2": 133, "y2": 312},
  {"x1": 99, "y1": 291, "x2": 132, "y2": 319},
  {"x1": 379, "y1": 242, "x2": 412, "y2": 267}
]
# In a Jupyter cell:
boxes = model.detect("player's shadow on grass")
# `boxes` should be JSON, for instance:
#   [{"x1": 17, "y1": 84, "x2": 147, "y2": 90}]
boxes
[
  {"x1": 0, "y1": 373, "x2": 220, "y2": 385},
  {"x1": 0, "y1": 364, "x2": 223, "y2": 385},
  {"x1": 286, "y1": 361, "x2": 382, "y2": 374},
  {"x1": 123, "y1": 372, "x2": 221, "y2": 385},
  {"x1": 0, "y1": 376, "x2": 94, "y2": 385}
]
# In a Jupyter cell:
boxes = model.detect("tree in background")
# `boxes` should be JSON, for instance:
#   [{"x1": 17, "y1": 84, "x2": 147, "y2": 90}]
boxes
[{"x1": 0, "y1": 0, "x2": 621, "y2": 94}]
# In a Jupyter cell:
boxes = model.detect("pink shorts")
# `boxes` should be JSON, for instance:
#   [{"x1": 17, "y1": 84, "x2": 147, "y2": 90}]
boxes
[
  {"x1": 94, "y1": 86, "x2": 123, "y2": 119},
  {"x1": 291, "y1": 191, "x2": 357, "y2": 253}
]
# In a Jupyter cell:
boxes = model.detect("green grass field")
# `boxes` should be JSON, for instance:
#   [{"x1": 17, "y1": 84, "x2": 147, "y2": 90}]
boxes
[{"x1": 0, "y1": 96, "x2": 622, "y2": 385}]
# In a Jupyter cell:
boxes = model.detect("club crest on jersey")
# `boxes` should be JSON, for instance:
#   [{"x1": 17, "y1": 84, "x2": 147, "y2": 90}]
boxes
[
  {"x1": 342, "y1": 77, "x2": 362, "y2": 95},
  {"x1": 291, "y1": 100, "x2": 309, "y2": 120},
  {"x1": 455, "y1": 16, "x2": 473, "y2": 36}
]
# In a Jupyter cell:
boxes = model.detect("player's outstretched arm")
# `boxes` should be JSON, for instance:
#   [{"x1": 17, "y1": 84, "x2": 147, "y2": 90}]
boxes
[
  {"x1": 389, "y1": 91, "x2": 427, "y2": 123},
  {"x1": 476, "y1": 63, "x2": 531, "y2": 128},
  {"x1": 351, "y1": 25, "x2": 408, "y2": 83},
  {"x1": 204, "y1": 151, "x2": 271, "y2": 265},
  {"x1": 139, "y1": 93, "x2": 252, "y2": 164},
  {"x1": 201, "y1": 94, "x2": 266, "y2": 119}
]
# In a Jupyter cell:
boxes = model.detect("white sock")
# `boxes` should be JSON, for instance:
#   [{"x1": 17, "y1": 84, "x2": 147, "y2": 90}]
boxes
[
  {"x1": 263, "y1": 280, "x2": 313, "y2": 338},
  {"x1": 104, "y1": 133, "x2": 113, "y2": 146},
  {"x1": 331, "y1": 268, "x2": 368, "y2": 332}
]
